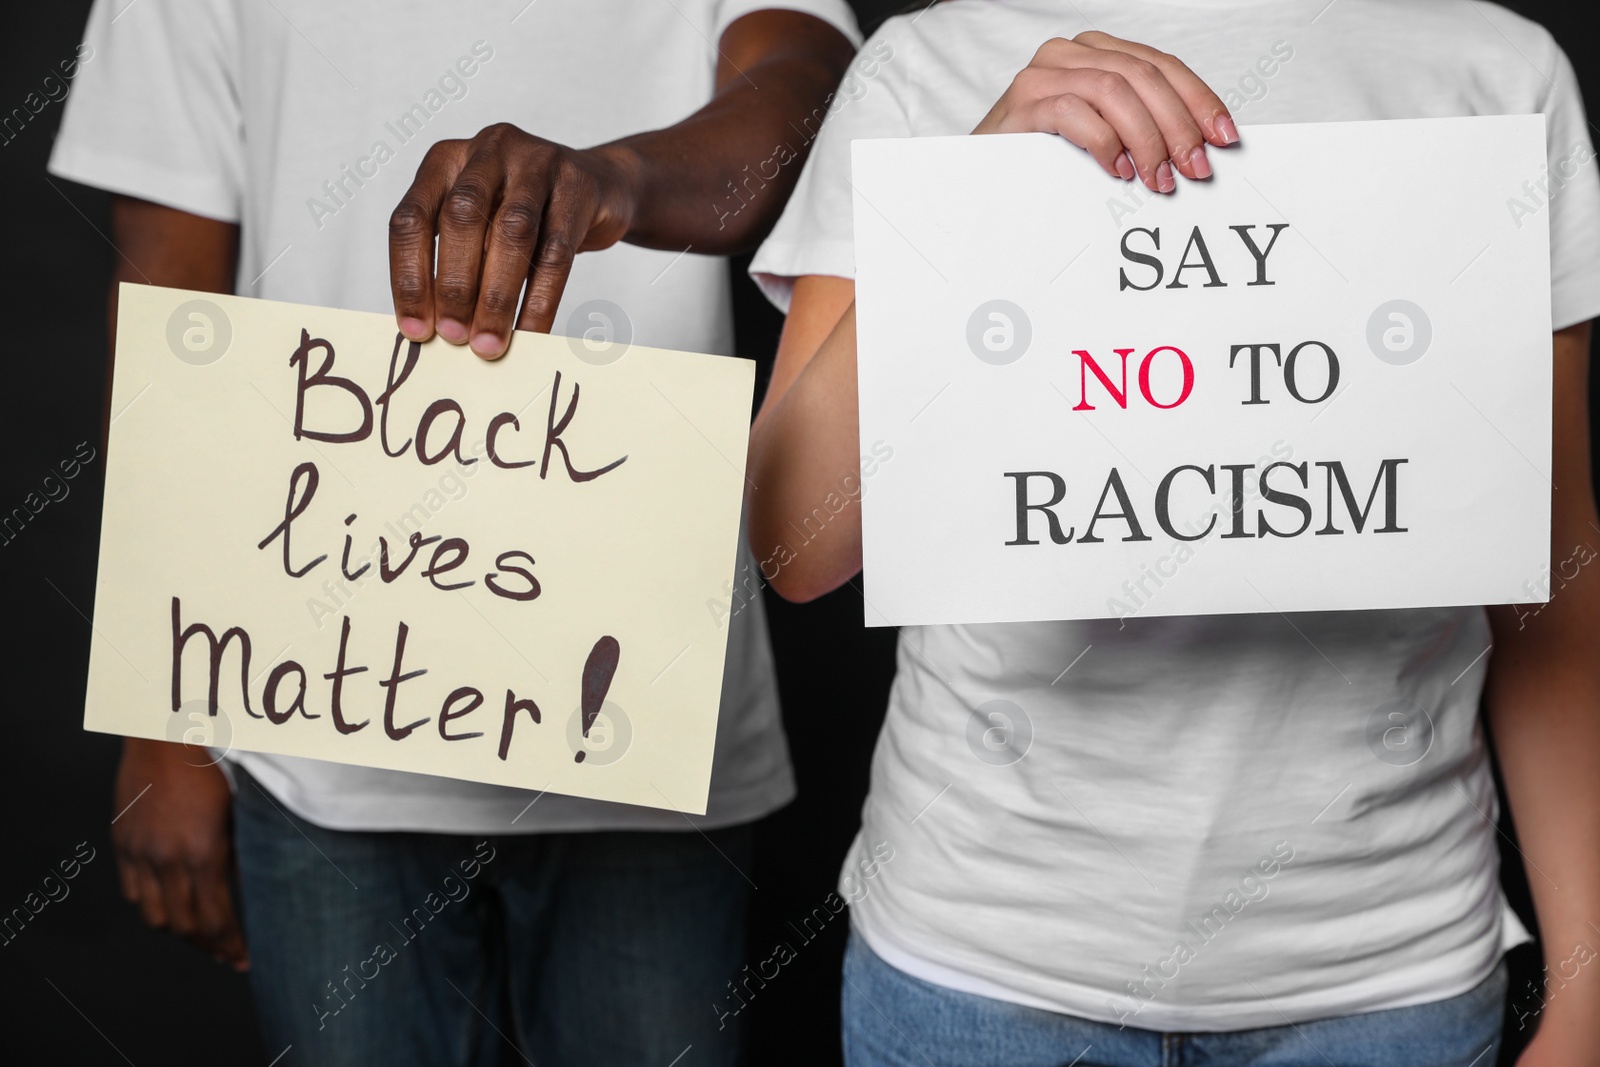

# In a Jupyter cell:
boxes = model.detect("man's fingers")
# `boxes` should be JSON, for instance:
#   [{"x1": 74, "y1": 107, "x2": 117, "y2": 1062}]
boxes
[
  {"x1": 390, "y1": 140, "x2": 469, "y2": 342},
  {"x1": 469, "y1": 181, "x2": 551, "y2": 359},
  {"x1": 214, "y1": 924, "x2": 251, "y2": 971},
  {"x1": 192, "y1": 862, "x2": 249, "y2": 968},
  {"x1": 433, "y1": 149, "x2": 508, "y2": 345},
  {"x1": 115, "y1": 850, "x2": 141, "y2": 903},
  {"x1": 157, "y1": 863, "x2": 202, "y2": 939},
  {"x1": 133, "y1": 862, "x2": 169, "y2": 929},
  {"x1": 515, "y1": 180, "x2": 591, "y2": 337}
]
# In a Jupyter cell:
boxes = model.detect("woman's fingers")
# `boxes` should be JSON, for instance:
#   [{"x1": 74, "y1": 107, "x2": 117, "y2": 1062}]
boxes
[
  {"x1": 982, "y1": 32, "x2": 1237, "y2": 194},
  {"x1": 1068, "y1": 66, "x2": 1181, "y2": 190},
  {"x1": 1026, "y1": 91, "x2": 1127, "y2": 179},
  {"x1": 1016, "y1": 65, "x2": 1176, "y2": 191},
  {"x1": 1083, "y1": 50, "x2": 1213, "y2": 181},
  {"x1": 1081, "y1": 33, "x2": 1238, "y2": 147}
]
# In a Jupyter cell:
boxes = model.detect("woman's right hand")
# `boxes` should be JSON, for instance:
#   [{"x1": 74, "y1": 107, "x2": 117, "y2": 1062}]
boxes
[{"x1": 974, "y1": 32, "x2": 1237, "y2": 194}]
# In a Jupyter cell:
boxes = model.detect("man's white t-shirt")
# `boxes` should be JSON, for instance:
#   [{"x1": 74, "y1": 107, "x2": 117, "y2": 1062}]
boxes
[
  {"x1": 752, "y1": 0, "x2": 1600, "y2": 1031},
  {"x1": 50, "y1": 0, "x2": 861, "y2": 834}
]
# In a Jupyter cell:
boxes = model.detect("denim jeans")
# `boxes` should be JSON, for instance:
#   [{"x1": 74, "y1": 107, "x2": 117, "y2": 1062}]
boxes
[
  {"x1": 842, "y1": 929, "x2": 1507, "y2": 1067},
  {"x1": 232, "y1": 768, "x2": 753, "y2": 1067}
]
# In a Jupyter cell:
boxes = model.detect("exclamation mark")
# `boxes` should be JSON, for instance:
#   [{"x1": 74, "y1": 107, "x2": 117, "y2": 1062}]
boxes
[{"x1": 575, "y1": 636, "x2": 620, "y2": 763}]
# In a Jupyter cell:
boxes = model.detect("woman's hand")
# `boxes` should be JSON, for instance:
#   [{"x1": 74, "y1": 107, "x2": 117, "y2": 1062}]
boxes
[{"x1": 974, "y1": 31, "x2": 1237, "y2": 193}]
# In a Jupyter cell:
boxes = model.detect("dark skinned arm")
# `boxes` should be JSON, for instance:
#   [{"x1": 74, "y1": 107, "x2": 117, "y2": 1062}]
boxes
[
  {"x1": 388, "y1": 8, "x2": 856, "y2": 358},
  {"x1": 106, "y1": 195, "x2": 249, "y2": 970}
]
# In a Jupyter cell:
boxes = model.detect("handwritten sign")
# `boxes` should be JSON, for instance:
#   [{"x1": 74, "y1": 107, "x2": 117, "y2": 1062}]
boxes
[
  {"x1": 85, "y1": 285, "x2": 755, "y2": 814},
  {"x1": 851, "y1": 117, "x2": 1552, "y2": 626}
]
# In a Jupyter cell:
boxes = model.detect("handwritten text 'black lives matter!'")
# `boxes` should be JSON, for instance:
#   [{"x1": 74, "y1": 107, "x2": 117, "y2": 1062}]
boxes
[{"x1": 171, "y1": 331, "x2": 625, "y2": 766}]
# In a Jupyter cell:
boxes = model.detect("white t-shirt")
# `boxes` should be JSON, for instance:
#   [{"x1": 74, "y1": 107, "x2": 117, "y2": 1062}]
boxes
[
  {"x1": 752, "y1": 0, "x2": 1600, "y2": 1031},
  {"x1": 51, "y1": 0, "x2": 861, "y2": 834}
]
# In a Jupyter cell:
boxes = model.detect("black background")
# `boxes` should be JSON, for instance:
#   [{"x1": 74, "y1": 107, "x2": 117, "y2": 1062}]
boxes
[{"x1": 1, "y1": 2, "x2": 1593, "y2": 1064}]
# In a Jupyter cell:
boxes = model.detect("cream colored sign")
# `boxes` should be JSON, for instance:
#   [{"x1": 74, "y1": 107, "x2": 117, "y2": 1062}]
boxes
[{"x1": 86, "y1": 284, "x2": 755, "y2": 814}]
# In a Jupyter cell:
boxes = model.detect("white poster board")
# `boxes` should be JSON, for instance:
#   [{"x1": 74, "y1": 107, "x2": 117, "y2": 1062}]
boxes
[{"x1": 852, "y1": 117, "x2": 1552, "y2": 627}]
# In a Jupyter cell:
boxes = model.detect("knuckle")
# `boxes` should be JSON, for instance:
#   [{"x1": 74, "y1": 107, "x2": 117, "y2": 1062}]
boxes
[
  {"x1": 1073, "y1": 30, "x2": 1108, "y2": 46},
  {"x1": 1049, "y1": 93, "x2": 1084, "y2": 120},
  {"x1": 191, "y1": 847, "x2": 228, "y2": 873},
  {"x1": 536, "y1": 232, "x2": 576, "y2": 269},
  {"x1": 553, "y1": 155, "x2": 585, "y2": 186},
  {"x1": 143, "y1": 845, "x2": 177, "y2": 870},
  {"x1": 388, "y1": 200, "x2": 430, "y2": 238},
  {"x1": 1033, "y1": 37, "x2": 1069, "y2": 63},
  {"x1": 479, "y1": 286, "x2": 521, "y2": 317},
  {"x1": 494, "y1": 202, "x2": 540, "y2": 244},
  {"x1": 442, "y1": 186, "x2": 490, "y2": 227},
  {"x1": 436, "y1": 278, "x2": 477, "y2": 308},
  {"x1": 421, "y1": 138, "x2": 463, "y2": 165},
  {"x1": 1088, "y1": 127, "x2": 1119, "y2": 156},
  {"x1": 1092, "y1": 70, "x2": 1127, "y2": 97},
  {"x1": 392, "y1": 275, "x2": 428, "y2": 307},
  {"x1": 476, "y1": 122, "x2": 518, "y2": 144}
]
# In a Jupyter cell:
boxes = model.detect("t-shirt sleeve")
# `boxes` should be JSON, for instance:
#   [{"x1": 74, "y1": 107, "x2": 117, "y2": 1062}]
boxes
[
  {"x1": 1538, "y1": 39, "x2": 1600, "y2": 331},
  {"x1": 48, "y1": 0, "x2": 243, "y2": 222},
  {"x1": 749, "y1": 22, "x2": 911, "y2": 312},
  {"x1": 713, "y1": 0, "x2": 862, "y2": 47}
]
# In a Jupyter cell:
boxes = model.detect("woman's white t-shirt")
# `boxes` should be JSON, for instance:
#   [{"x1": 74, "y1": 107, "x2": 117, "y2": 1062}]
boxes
[{"x1": 752, "y1": 0, "x2": 1600, "y2": 1031}]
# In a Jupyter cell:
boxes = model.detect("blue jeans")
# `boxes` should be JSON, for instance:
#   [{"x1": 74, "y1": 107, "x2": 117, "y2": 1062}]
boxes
[
  {"x1": 232, "y1": 768, "x2": 753, "y2": 1067},
  {"x1": 842, "y1": 930, "x2": 1506, "y2": 1067}
]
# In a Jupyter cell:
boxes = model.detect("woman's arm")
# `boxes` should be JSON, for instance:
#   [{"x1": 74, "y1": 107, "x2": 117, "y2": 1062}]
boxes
[
  {"x1": 747, "y1": 32, "x2": 1235, "y2": 602},
  {"x1": 1486, "y1": 321, "x2": 1600, "y2": 1065},
  {"x1": 748, "y1": 276, "x2": 862, "y2": 602}
]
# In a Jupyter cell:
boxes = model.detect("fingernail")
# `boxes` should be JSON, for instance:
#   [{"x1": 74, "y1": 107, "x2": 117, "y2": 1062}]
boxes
[
  {"x1": 1157, "y1": 161, "x2": 1175, "y2": 193},
  {"x1": 470, "y1": 331, "x2": 505, "y2": 358},
  {"x1": 399, "y1": 316, "x2": 429, "y2": 341},
  {"x1": 1189, "y1": 145, "x2": 1212, "y2": 180},
  {"x1": 1214, "y1": 115, "x2": 1239, "y2": 145},
  {"x1": 437, "y1": 318, "x2": 469, "y2": 344},
  {"x1": 1115, "y1": 151, "x2": 1136, "y2": 180}
]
